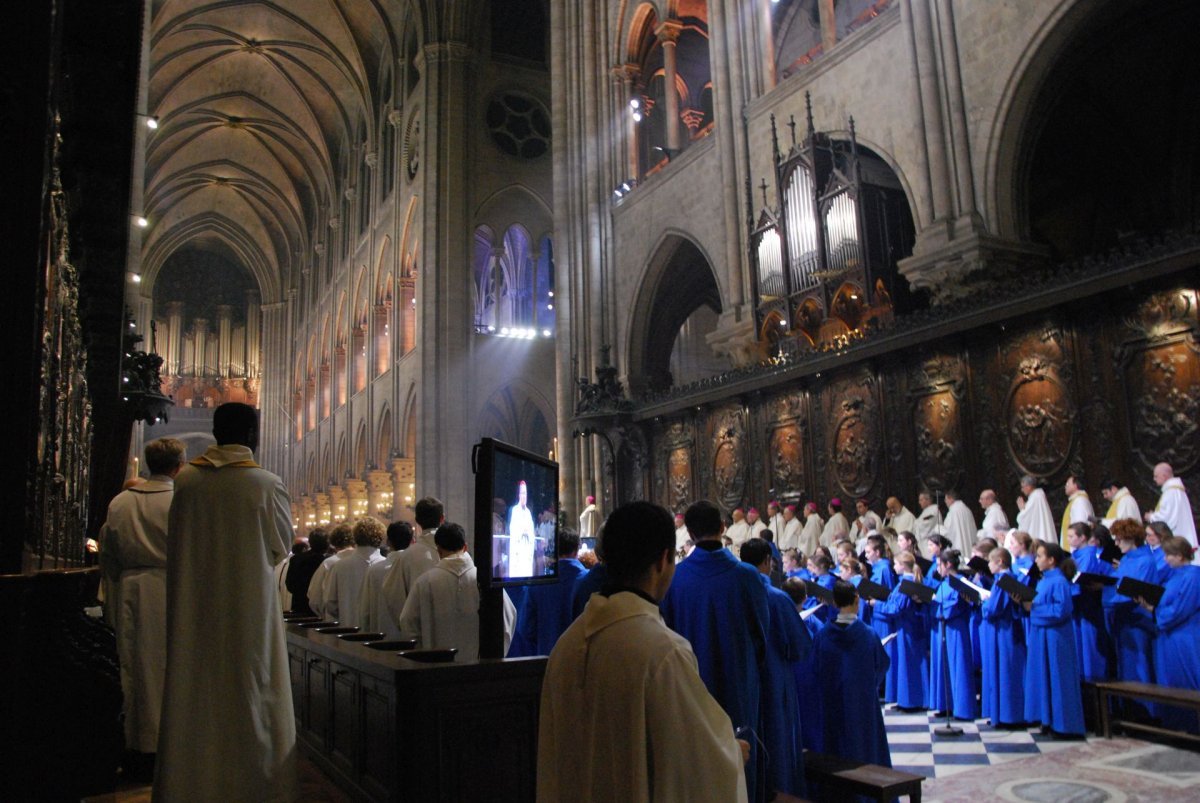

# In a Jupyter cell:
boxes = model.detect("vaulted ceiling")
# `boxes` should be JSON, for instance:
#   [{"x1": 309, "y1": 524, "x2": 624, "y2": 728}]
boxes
[{"x1": 141, "y1": 0, "x2": 429, "y2": 301}]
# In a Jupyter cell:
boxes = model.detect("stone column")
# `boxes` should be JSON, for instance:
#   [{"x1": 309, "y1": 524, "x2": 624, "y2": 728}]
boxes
[
  {"x1": 613, "y1": 63, "x2": 640, "y2": 180},
  {"x1": 905, "y1": 0, "x2": 953, "y2": 223},
  {"x1": 259, "y1": 300, "x2": 289, "y2": 475},
  {"x1": 392, "y1": 457, "x2": 415, "y2": 523},
  {"x1": 315, "y1": 491, "x2": 332, "y2": 527},
  {"x1": 374, "y1": 303, "x2": 390, "y2": 375},
  {"x1": 334, "y1": 345, "x2": 347, "y2": 407},
  {"x1": 346, "y1": 478, "x2": 369, "y2": 520},
  {"x1": 656, "y1": 21, "x2": 683, "y2": 152},
  {"x1": 819, "y1": 0, "x2": 837, "y2": 52},
  {"x1": 367, "y1": 470, "x2": 393, "y2": 519},
  {"x1": 328, "y1": 484, "x2": 348, "y2": 523}
]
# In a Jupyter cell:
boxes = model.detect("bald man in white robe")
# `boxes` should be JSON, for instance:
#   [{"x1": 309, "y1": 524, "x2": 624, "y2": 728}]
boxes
[
  {"x1": 1147, "y1": 463, "x2": 1198, "y2": 562},
  {"x1": 943, "y1": 490, "x2": 977, "y2": 554},
  {"x1": 1015, "y1": 476, "x2": 1056, "y2": 545},
  {"x1": 977, "y1": 490, "x2": 1008, "y2": 541}
]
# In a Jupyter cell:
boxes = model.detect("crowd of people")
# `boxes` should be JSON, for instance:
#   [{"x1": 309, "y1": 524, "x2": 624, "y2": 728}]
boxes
[{"x1": 98, "y1": 403, "x2": 1199, "y2": 802}]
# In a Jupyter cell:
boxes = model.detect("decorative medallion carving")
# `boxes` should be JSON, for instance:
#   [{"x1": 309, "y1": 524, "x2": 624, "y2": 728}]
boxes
[
  {"x1": 711, "y1": 405, "x2": 746, "y2": 511},
  {"x1": 1004, "y1": 353, "x2": 1075, "y2": 478},
  {"x1": 828, "y1": 372, "x2": 880, "y2": 498},
  {"x1": 668, "y1": 446, "x2": 692, "y2": 512},
  {"x1": 768, "y1": 423, "x2": 805, "y2": 498},
  {"x1": 909, "y1": 355, "x2": 966, "y2": 492}
]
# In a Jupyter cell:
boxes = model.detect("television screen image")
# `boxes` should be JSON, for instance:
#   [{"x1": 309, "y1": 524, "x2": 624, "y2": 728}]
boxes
[{"x1": 476, "y1": 439, "x2": 559, "y2": 587}]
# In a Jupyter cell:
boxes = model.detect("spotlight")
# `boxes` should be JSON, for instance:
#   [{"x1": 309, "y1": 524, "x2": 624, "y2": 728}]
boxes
[
  {"x1": 500, "y1": 327, "x2": 510, "y2": 336},
  {"x1": 613, "y1": 189, "x2": 622, "y2": 199},
  {"x1": 542, "y1": 329, "x2": 552, "y2": 337},
  {"x1": 629, "y1": 99, "x2": 640, "y2": 110},
  {"x1": 547, "y1": 291, "x2": 554, "y2": 298},
  {"x1": 131, "y1": 273, "x2": 142, "y2": 284},
  {"x1": 621, "y1": 182, "x2": 631, "y2": 192},
  {"x1": 145, "y1": 116, "x2": 159, "y2": 130},
  {"x1": 632, "y1": 111, "x2": 643, "y2": 122},
  {"x1": 487, "y1": 325, "x2": 495, "y2": 332},
  {"x1": 547, "y1": 303, "x2": 553, "y2": 310},
  {"x1": 134, "y1": 215, "x2": 148, "y2": 227}
]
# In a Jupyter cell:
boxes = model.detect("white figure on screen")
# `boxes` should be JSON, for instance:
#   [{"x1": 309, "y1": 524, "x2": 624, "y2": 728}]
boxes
[{"x1": 509, "y1": 481, "x2": 536, "y2": 577}]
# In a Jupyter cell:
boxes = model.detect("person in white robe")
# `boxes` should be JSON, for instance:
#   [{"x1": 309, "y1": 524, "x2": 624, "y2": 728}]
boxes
[
  {"x1": 849, "y1": 498, "x2": 882, "y2": 544},
  {"x1": 1099, "y1": 479, "x2": 1141, "y2": 528},
  {"x1": 914, "y1": 492, "x2": 941, "y2": 541},
  {"x1": 767, "y1": 502, "x2": 786, "y2": 548},
  {"x1": 274, "y1": 543, "x2": 299, "y2": 613},
  {"x1": 508, "y1": 481, "x2": 538, "y2": 577},
  {"x1": 155, "y1": 404, "x2": 296, "y2": 803},
  {"x1": 798, "y1": 503, "x2": 823, "y2": 556},
  {"x1": 674, "y1": 513, "x2": 692, "y2": 560},
  {"x1": 380, "y1": 498, "x2": 444, "y2": 632},
  {"x1": 884, "y1": 497, "x2": 916, "y2": 536},
  {"x1": 358, "y1": 521, "x2": 412, "y2": 634},
  {"x1": 1015, "y1": 476, "x2": 1056, "y2": 545},
  {"x1": 579, "y1": 495, "x2": 602, "y2": 539},
  {"x1": 726, "y1": 508, "x2": 751, "y2": 552},
  {"x1": 324, "y1": 516, "x2": 385, "y2": 627},
  {"x1": 780, "y1": 505, "x2": 803, "y2": 552},
  {"x1": 746, "y1": 507, "x2": 767, "y2": 540},
  {"x1": 99, "y1": 437, "x2": 185, "y2": 757},
  {"x1": 977, "y1": 489, "x2": 1009, "y2": 541},
  {"x1": 1146, "y1": 462, "x2": 1199, "y2": 561},
  {"x1": 397, "y1": 523, "x2": 514, "y2": 662},
  {"x1": 1059, "y1": 475, "x2": 1095, "y2": 549},
  {"x1": 307, "y1": 522, "x2": 353, "y2": 619},
  {"x1": 821, "y1": 499, "x2": 850, "y2": 547},
  {"x1": 942, "y1": 489, "x2": 978, "y2": 554},
  {"x1": 537, "y1": 501, "x2": 748, "y2": 803}
]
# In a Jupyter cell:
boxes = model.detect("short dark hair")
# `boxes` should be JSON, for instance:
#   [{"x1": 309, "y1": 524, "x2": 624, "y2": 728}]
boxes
[
  {"x1": 558, "y1": 528, "x2": 580, "y2": 555},
  {"x1": 601, "y1": 501, "x2": 674, "y2": 586},
  {"x1": 832, "y1": 578, "x2": 858, "y2": 609},
  {"x1": 415, "y1": 497, "x2": 444, "y2": 530},
  {"x1": 307, "y1": 527, "x2": 329, "y2": 554},
  {"x1": 782, "y1": 577, "x2": 807, "y2": 605},
  {"x1": 386, "y1": 521, "x2": 414, "y2": 550},
  {"x1": 1100, "y1": 478, "x2": 1119, "y2": 491},
  {"x1": 740, "y1": 538, "x2": 772, "y2": 569},
  {"x1": 1068, "y1": 521, "x2": 1092, "y2": 541},
  {"x1": 434, "y1": 522, "x2": 466, "y2": 552},
  {"x1": 684, "y1": 500, "x2": 723, "y2": 540},
  {"x1": 212, "y1": 402, "x2": 258, "y2": 447},
  {"x1": 329, "y1": 523, "x2": 354, "y2": 550},
  {"x1": 760, "y1": 528, "x2": 775, "y2": 544},
  {"x1": 144, "y1": 437, "x2": 186, "y2": 475}
]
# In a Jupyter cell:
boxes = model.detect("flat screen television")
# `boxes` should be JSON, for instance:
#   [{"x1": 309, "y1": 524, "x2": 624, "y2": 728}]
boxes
[{"x1": 473, "y1": 437, "x2": 560, "y2": 589}]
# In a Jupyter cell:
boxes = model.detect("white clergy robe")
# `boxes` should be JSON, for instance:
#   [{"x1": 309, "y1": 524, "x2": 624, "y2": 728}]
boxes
[
  {"x1": 914, "y1": 504, "x2": 941, "y2": 541},
  {"x1": 324, "y1": 544, "x2": 383, "y2": 628},
  {"x1": 307, "y1": 549, "x2": 350, "y2": 619},
  {"x1": 798, "y1": 513, "x2": 823, "y2": 556},
  {"x1": 944, "y1": 500, "x2": 978, "y2": 554},
  {"x1": 155, "y1": 444, "x2": 295, "y2": 803},
  {"x1": 748, "y1": 520, "x2": 767, "y2": 541},
  {"x1": 537, "y1": 591, "x2": 748, "y2": 803},
  {"x1": 396, "y1": 551, "x2": 514, "y2": 662},
  {"x1": 579, "y1": 503, "x2": 602, "y2": 538},
  {"x1": 726, "y1": 520, "x2": 751, "y2": 551},
  {"x1": 978, "y1": 502, "x2": 1009, "y2": 541},
  {"x1": 850, "y1": 511, "x2": 882, "y2": 543},
  {"x1": 1101, "y1": 487, "x2": 1141, "y2": 528},
  {"x1": 780, "y1": 516, "x2": 803, "y2": 551},
  {"x1": 99, "y1": 476, "x2": 173, "y2": 754},
  {"x1": 768, "y1": 513, "x2": 786, "y2": 543},
  {"x1": 380, "y1": 530, "x2": 440, "y2": 631},
  {"x1": 885, "y1": 506, "x2": 916, "y2": 536},
  {"x1": 1016, "y1": 487, "x2": 1056, "y2": 544},
  {"x1": 1149, "y1": 478, "x2": 1199, "y2": 561},
  {"x1": 1060, "y1": 491, "x2": 1095, "y2": 549},
  {"x1": 274, "y1": 553, "x2": 293, "y2": 613},
  {"x1": 821, "y1": 511, "x2": 850, "y2": 546},
  {"x1": 358, "y1": 549, "x2": 402, "y2": 634}
]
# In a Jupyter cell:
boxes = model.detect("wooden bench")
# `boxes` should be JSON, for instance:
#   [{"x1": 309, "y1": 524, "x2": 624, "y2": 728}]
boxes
[
  {"x1": 1096, "y1": 680, "x2": 1200, "y2": 746},
  {"x1": 804, "y1": 751, "x2": 924, "y2": 802}
]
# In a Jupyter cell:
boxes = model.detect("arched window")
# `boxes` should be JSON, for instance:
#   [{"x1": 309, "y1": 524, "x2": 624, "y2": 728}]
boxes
[
  {"x1": 473, "y1": 225, "x2": 555, "y2": 335},
  {"x1": 473, "y1": 226, "x2": 498, "y2": 331}
]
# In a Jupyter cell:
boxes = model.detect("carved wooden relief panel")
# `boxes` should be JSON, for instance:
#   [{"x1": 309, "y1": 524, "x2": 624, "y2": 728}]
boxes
[
  {"x1": 1002, "y1": 327, "x2": 1076, "y2": 480},
  {"x1": 653, "y1": 419, "x2": 694, "y2": 512},
  {"x1": 909, "y1": 355, "x2": 966, "y2": 492},
  {"x1": 710, "y1": 404, "x2": 747, "y2": 511},
  {"x1": 765, "y1": 391, "x2": 807, "y2": 501},
  {"x1": 825, "y1": 370, "x2": 881, "y2": 499},
  {"x1": 1117, "y1": 287, "x2": 1200, "y2": 474}
]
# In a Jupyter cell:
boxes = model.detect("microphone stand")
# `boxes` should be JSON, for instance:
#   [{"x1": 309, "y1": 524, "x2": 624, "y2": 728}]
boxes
[{"x1": 934, "y1": 584, "x2": 963, "y2": 737}]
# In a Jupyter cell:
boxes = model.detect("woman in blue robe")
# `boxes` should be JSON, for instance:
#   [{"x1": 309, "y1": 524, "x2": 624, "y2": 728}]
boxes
[
  {"x1": 1144, "y1": 537, "x2": 1200, "y2": 733},
  {"x1": 1104, "y1": 519, "x2": 1163, "y2": 715},
  {"x1": 1021, "y1": 542, "x2": 1085, "y2": 737},
  {"x1": 929, "y1": 550, "x2": 978, "y2": 720},
  {"x1": 782, "y1": 577, "x2": 823, "y2": 752},
  {"x1": 1067, "y1": 522, "x2": 1114, "y2": 681},
  {"x1": 979, "y1": 547, "x2": 1025, "y2": 727},
  {"x1": 812, "y1": 580, "x2": 891, "y2": 785},
  {"x1": 967, "y1": 544, "x2": 996, "y2": 674},
  {"x1": 875, "y1": 551, "x2": 929, "y2": 710},
  {"x1": 806, "y1": 552, "x2": 838, "y2": 624}
]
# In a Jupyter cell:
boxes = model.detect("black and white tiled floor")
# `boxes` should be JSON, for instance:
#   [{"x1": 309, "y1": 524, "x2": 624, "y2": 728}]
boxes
[{"x1": 884, "y1": 706, "x2": 1098, "y2": 779}]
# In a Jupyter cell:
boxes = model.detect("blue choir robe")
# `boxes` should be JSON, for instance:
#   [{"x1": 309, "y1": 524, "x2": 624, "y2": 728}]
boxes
[
  {"x1": 930, "y1": 578, "x2": 978, "y2": 720},
  {"x1": 1014, "y1": 555, "x2": 1036, "y2": 643},
  {"x1": 968, "y1": 573, "x2": 994, "y2": 674},
  {"x1": 1071, "y1": 545, "x2": 1115, "y2": 681},
  {"x1": 922, "y1": 570, "x2": 942, "y2": 635},
  {"x1": 810, "y1": 619, "x2": 891, "y2": 774},
  {"x1": 980, "y1": 569, "x2": 1026, "y2": 726},
  {"x1": 1024, "y1": 568, "x2": 1085, "y2": 735},
  {"x1": 869, "y1": 562, "x2": 897, "y2": 694},
  {"x1": 570, "y1": 562, "x2": 607, "y2": 620},
  {"x1": 758, "y1": 575, "x2": 807, "y2": 797},
  {"x1": 848, "y1": 575, "x2": 871, "y2": 625},
  {"x1": 875, "y1": 575, "x2": 929, "y2": 709},
  {"x1": 1150, "y1": 545, "x2": 1169, "y2": 575},
  {"x1": 804, "y1": 573, "x2": 838, "y2": 624},
  {"x1": 793, "y1": 614, "x2": 823, "y2": 752},
  {"x1": 785, "y1": 568, "x2": 810, "y2": 581},
  {"x1": 514, "y1": 558, "x2": 588, "y2": 656},
  {"x1": 1154, "y1": 564, "x2": 1200, "y2": 733},
  {"x1": 506, "y1": 585, "x2": 533, "y2": 657},
  {"x1": 661, "y1": 545, "x2": 769, "y2": 803},
  {"x1": 1104, "y1": 545, "x2": 1162, "y2": 689}
]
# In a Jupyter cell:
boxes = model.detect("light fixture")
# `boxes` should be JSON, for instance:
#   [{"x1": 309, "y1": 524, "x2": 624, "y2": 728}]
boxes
[
  {"x1": 546, "y1": 303, "x2": 553, "y2": 310},
  {"x1": 547, "y1": 291, "x2": 554, "y2": 298},
  {"x1": 133, "y1": 215, "x2": 149, "y2": 228},
  {"x1": 136, "y1": 113, "x2": 159, "y2": 130},
  {"x1": 130, "y1": 273, "x2": 142, "y2": 284},
  {"x1": 542, "y1": 329, "x2": 552, "y2": 337}
]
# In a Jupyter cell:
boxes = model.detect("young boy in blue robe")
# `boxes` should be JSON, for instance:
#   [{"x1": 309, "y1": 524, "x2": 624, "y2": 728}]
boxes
[
  {"x1": 979, "y1": 547, "x2": 1025, "y2": 728},
  {"x1": 661, "y1": 500, "x2": 769, "y2": 802},
  {"x1": 806, "y1": 552, "x2": 838, "y2": 624},
  {"x1": 1104, "y1": 519, "x2": 1163, "y2": 719},
  {"x1": 811, "y1": 579, "x2": 891, "y2": 795},
  {"x1": 1067, "y1": 522, "x2": 1114, "y2": 681},
  {"x1": 783, "y1": 577, "x2": 823, "y2": 752},
  {"x1": 930, "y1": 549, "x2": 978, "y2": 720},
  {"x1": 874, "y1": 550, "x2": 930, "y2": 710},
  {"x1": 1141, "y1": 536, "x2": 1200, "y2": 733},
  {"x1": 1019, "y1": 542, "x2": 1085, "y2": 738},
  {"x1": 742, "y1": 539, "x2": 807, "y2": 798}
]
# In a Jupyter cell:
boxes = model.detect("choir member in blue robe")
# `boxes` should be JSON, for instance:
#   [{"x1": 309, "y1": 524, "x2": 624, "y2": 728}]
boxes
[
  {"x1": 806, "y1": 553, "x2": 838, "y2": 624},
  {"x1": 1143, "y1": 537, "x2": 1200, "y2": 733},
  {"x1": 979, "y1": 547, "x2": 1026, "y2": 728},
  {"x1": 742, "y1": 540, "x2": 807, "y2": 797},
  {"x1": 1021, "y1": 542, "x2": 1085, "y2": 737},
  {"x1": 866, "y1": 535, "x2": 897, "y2": 696},
  {"x1": 839, "y1": 557, "x2": 871, "y2": 624},
  {"x1": 514, "y1": 530, "x2": 589, "y2": 656},
  {"x1": 811, "y1": 580, "x2": 891, "y2": 793},
  {"x1": 661, "y1": 501, "x2": 769, "y2": 803},
  {"x1": 967, "y1": 540, "x2": 997, "y2": 674},
  {"x1": 930, "y1": 550, "x2": 978, "y2": 720},
  {"x1": 782, "y1": 549, "x2": 808, "y2": 580},
  {"x1": 783, "y1": 578, "x2": 823, "y2": 752},
  {"x1": 1067, "y1": 522, "x2": 1114, "y2": 681},
  {"x1": 923, "y1": 535, "x2": 950, "y2": 632},
  {"x1": 874, "y1": 551, "x2": 929, "y2": 710},
  {"x1": 1104, "y1": 519, "x2": 1164, "y2": 717},
  {"x1": 505, "y1": 585, "x2": 534, "y2": 657},
  {"x1": 570, "y1": 559, "x2": 607, "y2": 620},
  {"x1": 1146, "y1": 522, "x2": 1173, "y2": 574}
]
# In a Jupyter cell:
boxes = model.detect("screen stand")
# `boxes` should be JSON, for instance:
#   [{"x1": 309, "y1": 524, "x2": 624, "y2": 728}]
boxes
[{"x1": 478, "y1": 586, "x2": 507, "y2": 660}]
